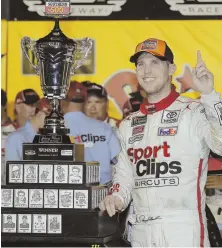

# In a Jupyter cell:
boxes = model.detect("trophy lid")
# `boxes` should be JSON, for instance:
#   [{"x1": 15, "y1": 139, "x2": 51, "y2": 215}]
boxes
[{"x1": 36, "y1": 19, "x2": 76, "y2": 46}]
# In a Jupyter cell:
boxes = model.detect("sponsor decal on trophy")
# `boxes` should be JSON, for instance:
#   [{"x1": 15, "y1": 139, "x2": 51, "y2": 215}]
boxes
[
  {"x1": 18, "y1": 214, "x2": 32, "y2": 233},
  {"x1": 54, "y1": 164, "x2": 68, "y2": 183},
  {"x1": 59, "y1": 189, "x2": 73, "y2": 208},
  {"x1": 32, "y1": 214, "x2": 47, "y2": 233},
  {"x1": 2, "y1": 214, "x2": 17, "y2": 233},
  {"x1": 9, "y1": 164, "x2": 23, "y2": 183},
  {"x1": 74, "y1": 190, "x2": 88, "y2": 209},
  {"x1": 44, "y1": 189, "x2": 58, "y2": 208},
  {"x1": 69, "y1": 165, "x2": 83, "y2": 184},
  {"x1": 29, "y1": 189, "x2": 44, "y2": 208},
  {"x1": 39, "y1": 164, "x2": 53, "y2": 183},
  {"x1": 14, "y1": 189, "x2": 28, "y2": 208},
  {"x1": 47, "y1": 214, "x2": 62, "y2": 234},
  {"x1": 1, "y1": 189, "x2": 13, "y2": 208},
  {"x1": 24, "y1": 164, "x2": 38, "y2": 183}
]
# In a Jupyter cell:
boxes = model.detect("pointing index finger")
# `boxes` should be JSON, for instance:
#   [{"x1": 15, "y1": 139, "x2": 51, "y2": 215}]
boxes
[{"x1": 197, "y1": 50, "x2": 202, "y2": 63}]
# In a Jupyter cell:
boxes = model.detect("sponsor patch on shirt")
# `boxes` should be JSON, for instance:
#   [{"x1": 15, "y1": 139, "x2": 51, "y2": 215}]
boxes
[
  {"x1": 132, "y1": 125, "x2": 145, "y2": 136},
  {"x1": 158, "y1": 127, "x2": 178, "y2": 136},
  {"x1": 128, "y1": 134, "x2": 144, "y2": 144},
  {"x1": 161, "y1": 110, "x2": 180, "y2": 124},
  {"x1": 131, "y1": 115, "x2": 147, "y2": 127},
  {"x1": 214, "y1": 102, "x2": 222, "y2": 126}
]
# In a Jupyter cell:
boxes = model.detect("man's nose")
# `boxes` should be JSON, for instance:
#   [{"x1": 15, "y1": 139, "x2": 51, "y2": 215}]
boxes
[
  {"x1": 144, "y1": 64, "x2": 152, "y2": 74},
  {"x1": 90, "y1": 105, "x2": 96, "y2": 111}
]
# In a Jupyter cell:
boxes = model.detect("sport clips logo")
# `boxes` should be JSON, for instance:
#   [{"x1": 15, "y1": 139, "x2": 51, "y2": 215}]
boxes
[
  {"x1": 74, "y1": 134, "x2": 106, "y2": 143},
  {"x1": 127, "y1": 141, "x2": 182, "y2": 188}
]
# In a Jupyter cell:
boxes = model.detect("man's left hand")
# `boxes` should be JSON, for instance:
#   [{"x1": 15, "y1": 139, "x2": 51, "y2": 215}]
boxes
[{"x1": 192, "y1": 50, "x2": 214, "y2": 95}]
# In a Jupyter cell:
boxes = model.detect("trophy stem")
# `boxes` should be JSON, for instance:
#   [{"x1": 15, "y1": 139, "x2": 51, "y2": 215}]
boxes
[
  {"x1": 38, "y1": 98, "x2": 70, "y2": 136},
  {"x1": 54, "y1": 18, "x2": 60, "y2": 31}
]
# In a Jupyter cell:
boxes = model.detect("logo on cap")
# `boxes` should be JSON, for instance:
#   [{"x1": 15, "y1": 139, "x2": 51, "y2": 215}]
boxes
[{"x1": 141, "y1": 39, "x2": 158, "y2": 51}]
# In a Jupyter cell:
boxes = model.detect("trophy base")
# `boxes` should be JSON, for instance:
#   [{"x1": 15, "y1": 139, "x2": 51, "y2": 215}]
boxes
[
  {"x1": 22, "y1": 143, "x2": 84, "y2": 161},
  {"x1": 33, "y1": 134, "x2": 71, "y2": 144},
  {"x1": 39, "y1": 127, "x2": 70, "y2": 136}
]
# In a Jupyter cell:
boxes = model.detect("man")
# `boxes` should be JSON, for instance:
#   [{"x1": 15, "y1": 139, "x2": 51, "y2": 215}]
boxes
[
  {"x1": 14, "y1": 88, "x2": 40, "y2": 127},
  {"x1": 11, "y1": 165, "x2": 21, "y2": 178},
  {"x1": 20, "y1": 216, "x2": 29, "y2": 229},
  {"x1": 61, "y1": 81, "x2": 121, "y2": 184},
  {"x1": 99, "y1": 38, "x2": 222, "y2": 247},
  {"x1": 122, "y1": 91, "x2": 144, "y2": 118},
  {"x1": 16, "y1": 190, "x2": 26, "y2": 204},
  {"x1": 5, "y1": 98, "x2": 50, "y2": 161},
  {"x1": 84, "y1": 82, "x2": 120, "y2": 129},
  {"x1": 1, "y1": 89, "x2": 17, "y2": 184},
  {"x1": 3, "y1": 215, "x2": 15, "y2": 229}
]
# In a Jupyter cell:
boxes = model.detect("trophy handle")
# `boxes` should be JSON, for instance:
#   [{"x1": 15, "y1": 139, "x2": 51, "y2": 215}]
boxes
[
  {"x1": 71, "y1": 38, "x2": 92, "y2": 74},
  {"x1": 21, "y1": 36, "x2": 40, "y2": 75}
]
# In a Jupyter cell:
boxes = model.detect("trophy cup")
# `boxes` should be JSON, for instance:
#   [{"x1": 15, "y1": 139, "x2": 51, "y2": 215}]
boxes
[
  {"x1": 21, "y1": 0, "x2": 92, "y2": 160},
  {"x1": 21, "y1": 16, "x2": 92, "y2": 143}
]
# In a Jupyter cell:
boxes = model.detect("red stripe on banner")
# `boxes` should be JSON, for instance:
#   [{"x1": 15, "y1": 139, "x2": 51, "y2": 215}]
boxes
[{"x1": 197, "y1": 159, "x2": 204, "y2": 248}]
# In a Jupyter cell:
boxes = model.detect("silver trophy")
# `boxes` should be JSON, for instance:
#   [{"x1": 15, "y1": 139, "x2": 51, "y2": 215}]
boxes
[{"x1": 21, "y1": 19, "x2": 92, "y2": 137}]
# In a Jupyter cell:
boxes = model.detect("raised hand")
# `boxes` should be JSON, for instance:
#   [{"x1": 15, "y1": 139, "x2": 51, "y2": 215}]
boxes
[{"x1": 192, "y1": 50, "x2": 214, "y2": 95}]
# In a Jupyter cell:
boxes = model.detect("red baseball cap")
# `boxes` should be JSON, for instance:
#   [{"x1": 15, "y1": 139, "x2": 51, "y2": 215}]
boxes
[
  {"x1": 66, "y1": 81, "x2": 87, "y2": 103},
  {"x1": 130, "y1": 38, "x2": 174, "y2": 64},
  {"x1": 36, "y1": 98, "x2": 51, "y2": 113},
  {"x1": 15, "y1": 89, "x2": 40, "y2": 105}
]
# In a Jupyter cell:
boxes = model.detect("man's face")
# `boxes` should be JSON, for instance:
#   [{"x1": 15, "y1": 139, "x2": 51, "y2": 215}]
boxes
[
  {"x1": 57, "y1": 167, "x2": 63, "y2": 176},
  {"x1": 16, "y1": 103, "x2": 36, "y2": 120},
  {"x1": 73, "y1": 169, "x2": 79, "y2": 176},
  {"x1": 84, "y1": 96, "x2": 107, "y2": 121},
  {"x1": 23, "y1": 218, "x2": 27, "y2": 224},
  {"x1": 136, "y1": 53, "x2": 175, "y2": 95},
  {"x1": 7, "y1": 217, "x2": 13, "y2": 223},
  {"x1": 18, "y1": 192, "x2": 25, "y2": 201},
  {"x1": 43, "y1": 170, "x2": 49, "y2": 176},
  {"x1": 48, "y1": 192, "x2": 55, "y2": 203},
  {"x1": 13, "y1": 169, "x2": 19, "y2": 177}
]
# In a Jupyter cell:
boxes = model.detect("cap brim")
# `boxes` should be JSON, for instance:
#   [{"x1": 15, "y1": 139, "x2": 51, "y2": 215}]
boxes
[
  {"x1": 87, "y1": 89, "x2": 107, "y2": 99},
  {"x1": 130, "y1": 51, "x2": 168, "y2": 63},
  {"x1": 24, "y1": 95, "x2": 40, "y2": 105}
]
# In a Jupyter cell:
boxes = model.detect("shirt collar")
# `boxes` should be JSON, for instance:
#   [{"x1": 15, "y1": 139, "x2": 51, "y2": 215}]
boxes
[{"x1": 140, "y1": 86, "x2": 179, "y2": 115}]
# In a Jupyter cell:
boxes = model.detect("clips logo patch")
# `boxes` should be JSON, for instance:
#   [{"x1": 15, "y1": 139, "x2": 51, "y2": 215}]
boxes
[
  {"x1": 131, "y1": 115, "x2": 147, "y2": 127},
  {"x1": 158, "y1": 127, "x2": 177, "y2": 136},
  {"x1": 161, "y1": 110, "x2": 180, "y2": 124}
]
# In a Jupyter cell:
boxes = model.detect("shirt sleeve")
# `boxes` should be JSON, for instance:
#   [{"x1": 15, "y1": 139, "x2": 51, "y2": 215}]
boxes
[
  {"x1": 5, "y1": 133, "x2": 22, "y2": 161},
  {"x1": 111, "y1": 121, "x2": 134, "y2": 210},
  {"x1": 192, "y1": 90, "x2": 222, "y2": 156}
]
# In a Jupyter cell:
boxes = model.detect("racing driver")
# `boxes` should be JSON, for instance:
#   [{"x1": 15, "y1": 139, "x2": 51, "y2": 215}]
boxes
[{"x1": 99, "y1": 38, "x2": 222, "y2": 247}]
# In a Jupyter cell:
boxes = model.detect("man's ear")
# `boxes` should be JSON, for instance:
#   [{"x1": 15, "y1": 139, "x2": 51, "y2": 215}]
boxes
[
  {"x1": 169, "y1": 63, "x2": 177, "y2": 76},
  {"x1": 15, "y1": 104, "x2": 21, "y2": 114}
]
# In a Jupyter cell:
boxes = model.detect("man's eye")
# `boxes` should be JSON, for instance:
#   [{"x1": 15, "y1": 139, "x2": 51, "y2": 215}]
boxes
[
  {"x1": 137, "y1": 63, "x2": 143, "y2": 67},
  {"x1": 152, "y1": 60, "x2": 159, "y2": 64}
]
